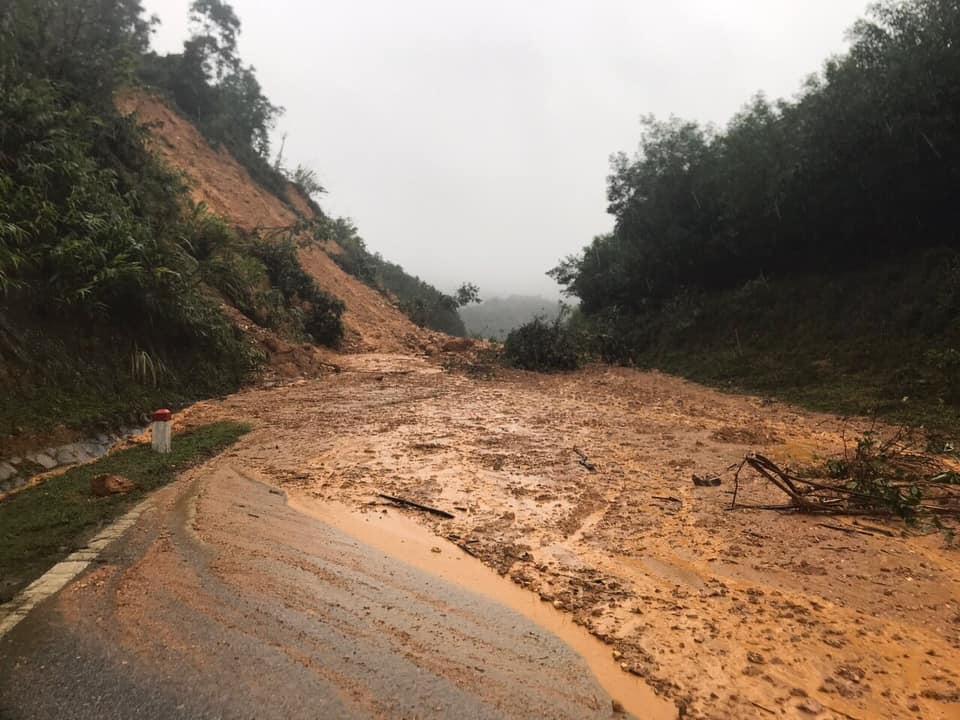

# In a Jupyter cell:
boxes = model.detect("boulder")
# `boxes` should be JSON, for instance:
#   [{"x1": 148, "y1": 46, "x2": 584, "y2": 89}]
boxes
[
  {"x1": 0, "y1": 462, "x2": 16, "y2": 482},
  {"x1": 26, "y1": 452, "x2": 58, "y2": 470},
  {"x1": 90, "y1": 474, "x2": 135, "y2": 497}
]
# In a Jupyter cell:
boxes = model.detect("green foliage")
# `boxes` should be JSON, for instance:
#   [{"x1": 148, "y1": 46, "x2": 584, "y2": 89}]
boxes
[
  {"x1": 137, "y1": 0, "x2": 287, "y2": 199},
  {"x1": 823, "y1": 432, "x2": 923, "y2": 519},
  {"x1": 0, "y1": 421, "x2": 249, "y2": 600},
  {"x1": 556, "y1": 0, "x2": 960, "y2": 310},
  {"x1": 0, "y1": 0, "x2": 152, "y2": 106},
  {"x1": 253, "y1": 238, "x2": 344, "y2": 346},
  {"x1": 551, "y1": 0, "x2": 960, "y2": 430},
  {"x1": 313, "y1": 215, "x2": 474, "y2": 336},
  {"x1": 503, "y1": 315, "x2": 581, "y2": 372}
]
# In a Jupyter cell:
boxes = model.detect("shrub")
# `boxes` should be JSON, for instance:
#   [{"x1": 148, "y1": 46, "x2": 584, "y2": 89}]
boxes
[
  {"x1": 503, "y1": 316, "x2": 581, "y2": 372},
  {"x1": 253, "y1": 238, "x2": 344, "y2": 346}
]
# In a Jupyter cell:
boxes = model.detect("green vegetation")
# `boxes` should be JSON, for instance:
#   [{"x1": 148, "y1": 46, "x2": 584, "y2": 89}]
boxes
[
  {"x1": 503, "y1": 312, "x2": 582, "y2": 372},
  {"x1": 0, "y1": 421, "x2": 250, "y2": 600},
  {"x1": 321, "y1": 216, "x2": 479, "y2": 336},
  {"x1": 548, "y1": 0, "x2": 960, "y2": 434},
  {"x1": 138, "y1": 0, "x2": 288, "y2": 198},
  {"x1": 0, "y1": 0, "x2": 346, "y2": 439}
]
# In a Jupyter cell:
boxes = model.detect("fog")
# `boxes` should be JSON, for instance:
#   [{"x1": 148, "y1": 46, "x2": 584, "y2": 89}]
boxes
[{"x1": 144, "y1": 0, "x2": 870, "y2": 298}]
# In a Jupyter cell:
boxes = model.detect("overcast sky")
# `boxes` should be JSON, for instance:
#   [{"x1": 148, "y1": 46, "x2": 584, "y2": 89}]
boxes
[{"x1": 144, "y1": 0, "x2": 870, "y2": 298}]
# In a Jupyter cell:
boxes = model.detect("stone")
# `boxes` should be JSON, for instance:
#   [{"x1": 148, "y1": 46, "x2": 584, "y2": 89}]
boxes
[
  {"x1": 90, "y1": 474, "x2": 135, "y2": 497},
  {"x1": 27, "y1": 452, "x2": 58, "y2": 470},
  {"x1": 55, "y1": 443, "x2": 92, "y2": 466},
  {"x1": 0, "y1": 462, "x2": 17, "y2": 482}
]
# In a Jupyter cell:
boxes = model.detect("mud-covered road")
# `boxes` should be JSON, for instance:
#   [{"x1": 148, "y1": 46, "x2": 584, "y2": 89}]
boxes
[
  {"x1": 0, "y1": 462, "x2": 666, "y2": 719},
  {"x1": 3, "y1": 354, "x2": 960, "y2": 719}
]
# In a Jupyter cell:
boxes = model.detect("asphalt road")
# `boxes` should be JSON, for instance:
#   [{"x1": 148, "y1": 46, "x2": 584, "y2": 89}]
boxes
[{"x1": 0, "y1": 465, "x2": 630, "y2": 720}]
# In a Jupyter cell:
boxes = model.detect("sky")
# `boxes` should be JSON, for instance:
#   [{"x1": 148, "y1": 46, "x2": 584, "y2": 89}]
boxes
[{"x1": 143, "y1": 0, "x2": 871, "y2": 298}]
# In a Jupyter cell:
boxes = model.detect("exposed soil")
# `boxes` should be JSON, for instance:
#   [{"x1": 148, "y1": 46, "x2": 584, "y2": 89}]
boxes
[
  {"x1": 156, "y1": 353, "x2": 960, "y2": 720},
  {"x1": 115, "y1": 89, "x2": 436, "y2": 355}
]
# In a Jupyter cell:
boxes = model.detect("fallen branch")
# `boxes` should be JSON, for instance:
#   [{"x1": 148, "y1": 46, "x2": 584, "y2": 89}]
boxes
[
  {"x1": 378, "y1": 493, "x2": 455, "y2": 519},
  {"x1": 573, "y1": 448, "x2": 597, "y2": 472},
  {"x1": 731, "y1": 451, "x2": 960, "y2": 518},
  {"x1": 816, "y1": 522, "x2": 878, "y2": 537}
]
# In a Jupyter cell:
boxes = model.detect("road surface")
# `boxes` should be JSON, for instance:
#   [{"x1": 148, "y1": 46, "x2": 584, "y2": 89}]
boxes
[{"x1": 0, "y1": 463, "x2": 667, "y2": 719}]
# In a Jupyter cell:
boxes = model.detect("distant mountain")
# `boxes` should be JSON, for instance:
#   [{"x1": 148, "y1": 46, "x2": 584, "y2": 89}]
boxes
[{"x1": 459, "y1": 295, "x2": 561, "y2": 341}]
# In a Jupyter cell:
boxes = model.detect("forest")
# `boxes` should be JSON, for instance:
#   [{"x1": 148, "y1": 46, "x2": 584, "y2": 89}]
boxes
[{"x1": 540, "y1": 0, "x2": 960, "y2": 431}]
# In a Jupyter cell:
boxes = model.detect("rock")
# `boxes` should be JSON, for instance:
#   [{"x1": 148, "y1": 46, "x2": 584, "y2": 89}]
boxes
[
  {"x1": 81, "y1": 441, "x2": 109, "y2": 458},
  {"x1": 692, "y1": 474, "x2": 721, "y2": 487},
  {"x1": 747, "y1": 651, "x2": 765, "y2": 664},
  {"x1": 430, "y1": 546, "x2": 442, "y2": 554},
  {"x1": 54, "y1": 443, "x2": 92, "y2": 466},
  {"x1": 27, "y1": 452, "x2": 58, "y2": 470},
  {"x1": 90, "y1": 474, "x2": 135, "y2": 497},
  {"x1": 611, "y1": 699, "x2": 626, "y2": 715},
  {"x1": 797, "y1": 698, "x2": 824, "y2": 714},
  {"x1": 0, "y1": 462, "x2": 16, "y2": 482}
]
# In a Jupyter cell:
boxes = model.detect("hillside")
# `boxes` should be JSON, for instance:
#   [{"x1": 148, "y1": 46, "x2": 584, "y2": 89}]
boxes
[{"x1": 116, "y1": 90, "x2": 431, "y2": 355}]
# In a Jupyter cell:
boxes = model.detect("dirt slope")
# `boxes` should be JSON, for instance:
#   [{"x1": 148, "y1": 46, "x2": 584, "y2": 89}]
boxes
[{"x1": 115, "y1": 89, "x2": 431, "y2": 354}]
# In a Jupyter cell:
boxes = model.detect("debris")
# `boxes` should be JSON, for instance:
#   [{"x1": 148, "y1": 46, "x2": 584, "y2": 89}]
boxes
[
  {"x1": 90, "y1": 474, "x2": 134, "y2": 497},
  {"x1": 268, "y1": 488, "x2": 283, "y2": 496},
  {"x1": 750, "y1": 700, "x2": 777, "y2": 715},
  {"x1": 693, "y1": 474, "x2": 721, "y2": 487},
  {"x1": 573, "y1": 447, "x2": 597, "y2": 472},
  {"x1": 377, "y1": 493, "x2": 455, "y2": 519},
  {"x1": 797, "y1": 698, "x2": 824, "y2": 715},
  {"x1": 729, "y1": 450, "x2": 960, "y2": 517},
  {"x1": 652, "y1": 496, "x2": 682, "y2": 504},
  {"x1": 816, "y1": 523, "x2": 878, "y2": 537}
]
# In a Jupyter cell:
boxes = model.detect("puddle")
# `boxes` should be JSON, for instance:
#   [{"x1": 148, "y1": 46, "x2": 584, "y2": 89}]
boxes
[{"x1": 289, "y1": 494, "x2": 677, "y2": 720}]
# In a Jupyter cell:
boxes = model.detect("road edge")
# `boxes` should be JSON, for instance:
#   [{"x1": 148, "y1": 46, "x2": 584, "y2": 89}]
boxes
[{"x1": 0, "y1": 499, "x2": 152, "y2": 639}]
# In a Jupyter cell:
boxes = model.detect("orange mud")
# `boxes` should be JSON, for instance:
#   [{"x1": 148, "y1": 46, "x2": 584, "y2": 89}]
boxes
[{"x1": 162, "y1": 353, "x2": 960, "y2": 720}]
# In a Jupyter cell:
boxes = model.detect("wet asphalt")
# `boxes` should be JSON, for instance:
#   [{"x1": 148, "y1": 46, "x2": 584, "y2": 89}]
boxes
[{"x1": 0, "y1": 468, "x2": 625, "y2": 720}]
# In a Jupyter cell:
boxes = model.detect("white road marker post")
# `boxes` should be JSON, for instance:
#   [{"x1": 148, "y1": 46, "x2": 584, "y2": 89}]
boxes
[{"x1": 151, "y1": 409, "x2": 172, "y2": 454}]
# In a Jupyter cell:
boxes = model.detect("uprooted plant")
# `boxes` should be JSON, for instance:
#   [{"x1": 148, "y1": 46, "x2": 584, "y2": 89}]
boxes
[{"x1": 730, "y1": 430, "x2": 960, "y2": 520}]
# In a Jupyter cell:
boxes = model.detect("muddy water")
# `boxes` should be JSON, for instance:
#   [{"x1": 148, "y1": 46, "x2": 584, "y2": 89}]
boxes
[{"x1": 291, "y1": 495, "x2": 677, "y2": 720}]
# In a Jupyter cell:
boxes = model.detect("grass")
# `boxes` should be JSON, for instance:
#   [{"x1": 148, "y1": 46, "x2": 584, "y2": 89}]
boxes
[
  {"x1": 642, "y1": 347, "x2": 960, "y2": 440},
  {"x1": 0, "y1": 421, "x2": 250, "y2": 601}
]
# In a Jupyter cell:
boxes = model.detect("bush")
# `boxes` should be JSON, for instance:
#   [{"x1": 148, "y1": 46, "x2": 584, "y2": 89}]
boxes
[
  {"x1": 253, "y1": 238, "x2": 344, "y2": 346},
  {"x1": 503, "y1": 317, "x2": 581, "y2": 372}
]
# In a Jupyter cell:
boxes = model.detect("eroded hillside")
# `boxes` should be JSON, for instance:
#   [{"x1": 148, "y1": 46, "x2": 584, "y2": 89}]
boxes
[{"x1": 116, "y1": 90, "x2": 433, "y2": 355}]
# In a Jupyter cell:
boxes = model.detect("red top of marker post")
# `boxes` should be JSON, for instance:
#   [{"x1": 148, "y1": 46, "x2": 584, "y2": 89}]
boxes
[{"x1": 152, "y1": 409, "x2": 172, "y2": 422}]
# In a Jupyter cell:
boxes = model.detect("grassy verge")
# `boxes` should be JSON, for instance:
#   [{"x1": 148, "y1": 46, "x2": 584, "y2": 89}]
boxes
[
  {"x1": 0, "y1": 421, "x2": 250, "y2": 601},
  {"x1": 642, "y1": 348, "x2": 960, "y2": 440}
]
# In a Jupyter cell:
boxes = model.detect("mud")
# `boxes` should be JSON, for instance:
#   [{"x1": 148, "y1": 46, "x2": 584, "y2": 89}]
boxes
[
  {"x1": 158, "y1": 353, "x2": 960, "y2": 719},
  {"x1": 291, "y1": 496, "x2": 675, "y2": 719}
]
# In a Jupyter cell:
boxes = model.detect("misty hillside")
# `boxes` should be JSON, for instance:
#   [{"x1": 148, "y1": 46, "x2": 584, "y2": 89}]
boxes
[{"x1": 459, "y1": 296, "x2": 561, "y2": 341}]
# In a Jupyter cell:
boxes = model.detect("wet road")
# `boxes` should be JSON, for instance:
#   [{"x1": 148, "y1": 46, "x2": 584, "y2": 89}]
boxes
[{"x1": 0, "y1": 464, "x2": 638, "y2": 720}]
